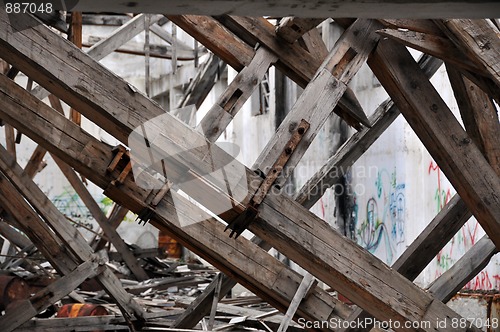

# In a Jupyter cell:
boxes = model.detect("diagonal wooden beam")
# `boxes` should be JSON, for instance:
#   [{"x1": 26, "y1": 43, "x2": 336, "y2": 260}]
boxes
[
  {"x1": 31, "y1": 13, "x2": 163, "y2": 101},
  {"x1": 0, "y1": 73, "x2": 353, "y2": 329},
  {"x1": 0, "y1": 145, "x2": 145, "y2": 323},
  {"x1": 377, "y1": 28, "x2": 484, "y2": 75},
  {"x1": 295, "y1": 54, "x2": 443, "y2": 208},
  {"x1": 0, "y1": 16, "x2": 482, "y2": 330},
  {"x1": 254, "y1": 19, "x2": 378, "y2": 185},
  {"x1": 172, "y1": 15, "x2": 368, "y2": 128}
]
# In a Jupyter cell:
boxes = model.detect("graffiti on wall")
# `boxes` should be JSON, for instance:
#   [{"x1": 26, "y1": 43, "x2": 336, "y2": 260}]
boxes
[
  {"x1": 354, "y1": 167, "x2": 405, "y2": 265},
  {"x1": 428, "y1": 161, "x2": 452, "y2": 213}
]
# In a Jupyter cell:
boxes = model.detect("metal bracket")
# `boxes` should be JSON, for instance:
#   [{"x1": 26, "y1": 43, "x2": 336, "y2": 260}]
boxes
[
  {"x1": 225, "y1": 119, "x2": 310, "y2": 239},
  {"x1": 106, "y1": 145, "x2": 132, "y2": 186}
]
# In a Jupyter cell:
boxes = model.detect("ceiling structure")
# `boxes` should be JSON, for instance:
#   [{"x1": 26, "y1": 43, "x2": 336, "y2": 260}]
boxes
[{"x1": 0, "y1": 3, "x2": 499, "y2": 331}]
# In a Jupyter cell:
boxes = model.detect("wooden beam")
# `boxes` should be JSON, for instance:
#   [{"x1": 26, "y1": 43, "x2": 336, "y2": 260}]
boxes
[
  {"x1": 52, "y1": 155, "x2": 150, "y2": 281},
  {"x1": 377, "y1": 28, "x2": 484, "y2": 75},
  {"x1": 66, "y1": 1, "x2": 500, "y2": 19},
  {"x1": 0, "y1": 44, "x2": 481, "y2": 332},
  {"x1": 436, "y1": 19, "x2": 500, "y2": 91},
  {"x1": 0, "y1": 144, "x2": 145, "y2": 321},
  {"x1": 378, "y1": 19, "x2": 445, "y2": 36},
  {"x1": 217, "y1": 15, "x2": 369, "y2": 128},
  {"x1": 0, "y1": 15, "x2": 482, "y2": 328},
  {"x1": 0, "y1": 259, "x2": 103, "y2": 332},
  {"x1": 31, "y1": 14, "x2": 162, "y2": 101},
  {"x1": 295, "y1": 54, "x2": 443, "y2": 208},
  {"x1": 300, "y1": 27, "x2": 329, "y2": 60},
  {"x1": 150, "y1": 23, "x2": 193, "y2": 51},
  {"x1": 254, "y1": 19, "x2": 378, "y2": 185},
  {"x1": 168, "y1": 15, "x2": 254, "y2": 71},
  {"x1": 427, "y1": 235, "x2": 498, "y2": 303},
  {"x1": 0, "y1": 74, "x2": 353, "y2": 330},
  {"x1": 447, "y1": 64, "x2": 500, "y2": 174},
  {"x1": 4, "y1": 124, "x2": 16, "y2": 159},
  {"x1": 93, "y1": 204, "x2": 130, "y2": 251}
]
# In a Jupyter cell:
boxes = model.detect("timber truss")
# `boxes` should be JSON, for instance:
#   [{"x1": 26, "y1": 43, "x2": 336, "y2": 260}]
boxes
[{"x1": 0, "y1": 7, "x2": 500, "y2": 332}]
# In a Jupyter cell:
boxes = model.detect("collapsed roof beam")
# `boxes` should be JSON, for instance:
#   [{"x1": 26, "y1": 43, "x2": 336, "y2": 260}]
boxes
[{"x1": 0, "y1": 13, "x2": 482, "y2": 330}]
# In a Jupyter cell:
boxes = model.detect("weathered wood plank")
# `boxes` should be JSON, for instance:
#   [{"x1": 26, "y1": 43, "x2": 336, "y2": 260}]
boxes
[
  {"x1": 0, "y1": 74, "x2": 353, "y2": 329},
  {"x1": 377, "y1": 28, "x2": 484, "y2": 75},
  {"x1": 0, "y1": 144, "x2": 145, "y2": 321},
  {"x1": 427, "y1": 235, "x2": 498, "y2": 303},
  {"x1": 92, "y1": 204, "x2": 130, "y2": 251},
  {"x1": 300, "y1": 27, "x2": 329, "y2": 60},
  {"x1": 447, "y1": 64, "x2": 500, "y2": 175},
  {"x1": 436, "y1": 19, "x2": 500, "y2": 90},
  {"x1": 65, "y1": 1, "x2": 500, "y2": 19},
  {"x1": 168, "y1": 15, "x2": 254, "y2": 71}
]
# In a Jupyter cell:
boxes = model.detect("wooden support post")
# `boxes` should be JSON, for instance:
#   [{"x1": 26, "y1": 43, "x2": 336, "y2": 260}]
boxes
[
  {"x1": 0, "y1": 259, "x2": 103, "y2": 332},
  {"x1": 300, "y1": 27, "x2": 329, "y2": 60},
  {"x1": 0, "y1": 74, "x2": 353, "y2": 330},
  {"x1": 276, "y1": 17, "x2": 325, "y2": 44},
  {"x1": 52, "y1": 155, "x2": 149, "y2": 281},
  {"x1": 207, "y1": 273, "x2": 223, "y2": 330},
  {"x1": 196, "y1": 46, "x2": 277, "y2": 142},
  {"x1": 254, "y1": 19, "x2": 377, "y2": 185}
]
